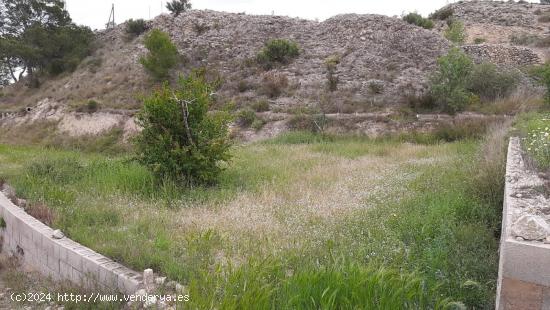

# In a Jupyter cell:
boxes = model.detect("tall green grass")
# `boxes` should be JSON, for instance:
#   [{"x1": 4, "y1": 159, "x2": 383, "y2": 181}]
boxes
[{"x1": 0, "y1": 129, "x2": 506, "y2": 309}]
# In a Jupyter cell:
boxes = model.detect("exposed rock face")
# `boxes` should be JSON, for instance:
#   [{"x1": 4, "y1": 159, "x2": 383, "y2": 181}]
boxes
[{"x1": 462, "y1": 44, "x2": 542, "y2": 66}]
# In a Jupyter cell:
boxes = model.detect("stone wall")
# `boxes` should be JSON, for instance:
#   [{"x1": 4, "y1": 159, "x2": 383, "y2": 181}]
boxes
[
  {"x1": 496, "y1": 137, "x2": 550, "y2": 309},
  {"x1": 0, "y1": 192, "x2": 143, "y2": 295},
  {"x1": 463, "y1": 44, "x2": 542, "y2": 67}
]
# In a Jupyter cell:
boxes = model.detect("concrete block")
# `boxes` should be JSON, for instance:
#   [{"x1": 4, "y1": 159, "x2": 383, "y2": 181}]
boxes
[
  {"x1": 99, "y1": 265, "x2": 118, "y2": 289},
  {"x1": 71, "y1": 267, "x2": 84, "y2": 286},
  {"x1": 500, "y1": 277, "x2": 543, "y2": 310},
  {"x1": 46, "y1": 254, "x2": 59, "y2": 273},
  {"x1": 66, "y1": 249, "x2": 83, "y2": 270}
]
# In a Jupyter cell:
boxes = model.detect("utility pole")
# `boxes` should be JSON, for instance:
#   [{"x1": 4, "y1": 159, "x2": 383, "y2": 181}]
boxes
[{"x1": 106, "y1": 3, "x2": 115, "y2": 29}]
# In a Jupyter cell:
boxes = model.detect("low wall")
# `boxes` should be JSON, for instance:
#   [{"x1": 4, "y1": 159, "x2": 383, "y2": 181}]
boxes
[
  {"x1": 496, "y1": 137, "x2": 550, "y2": 309},
  {"x1": 0, "y1": 192, "x2": 143, "y2": 295}
]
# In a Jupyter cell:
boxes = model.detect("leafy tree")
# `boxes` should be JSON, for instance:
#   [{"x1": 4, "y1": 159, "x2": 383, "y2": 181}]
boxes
[
  {"x1": 430, "y1": 48, "x2": 474, "y2": 113},
  {"x1": 140, "y1": 29, "x2": 179, "y2": 81},
  {"x1": 166, "y1": 0, "x2": 192, "y2": 17},
  {"x1": 0, "y1": 0, "x2": 93, "y2": 87},
  {"x1": 134, "y1": 70, "x2": 232, "y2": 186}
]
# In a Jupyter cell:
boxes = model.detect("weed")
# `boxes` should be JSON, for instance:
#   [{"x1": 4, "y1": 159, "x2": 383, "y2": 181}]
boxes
[
  {"x1": 473, "y1": 37, "x2": 486, "y2": 44},
  {"x1": 251, "y1": 100, "x2": 270, "y2": 112},
  {"x1": 260, "y1": 72, "x2": 288, "y2": 98}
]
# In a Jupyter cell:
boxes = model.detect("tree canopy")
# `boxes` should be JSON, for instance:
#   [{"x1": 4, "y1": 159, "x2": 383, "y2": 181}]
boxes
[{"x1": 0, "y1": 0, "x2": 93, "y2": 87}]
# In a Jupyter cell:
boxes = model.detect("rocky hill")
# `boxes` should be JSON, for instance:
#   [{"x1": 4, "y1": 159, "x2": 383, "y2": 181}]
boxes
[{"x1": 1, "y1": 10, "x2": 450, "y2": 113}]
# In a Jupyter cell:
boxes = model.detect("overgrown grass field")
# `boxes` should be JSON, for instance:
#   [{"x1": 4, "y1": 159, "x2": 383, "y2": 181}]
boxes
[{"x1": 0, "y1": 131, "x2": 507, "y2": 308}]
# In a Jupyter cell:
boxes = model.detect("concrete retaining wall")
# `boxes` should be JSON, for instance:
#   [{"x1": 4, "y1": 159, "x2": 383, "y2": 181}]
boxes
[
  {"x1": 0, "y1": 192, "x2": 143, "y2": 295},
  {"x1": 496, "y1": 137, "x2": 550, "y2": 309}
]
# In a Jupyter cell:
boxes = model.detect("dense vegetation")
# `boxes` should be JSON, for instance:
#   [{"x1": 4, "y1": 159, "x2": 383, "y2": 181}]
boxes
[
  {"x1": 429, "y1": 48, "x2": 519, "y2": 113},
  {"x1": 0, "y1": 0, "x2": 93, "y2": 87},
  {"x1": 134, "y1": 70, "x2": 232, "y2": 185},
  {"x1": 403, "y1": 12, "x2": 434, "y2": 29}
]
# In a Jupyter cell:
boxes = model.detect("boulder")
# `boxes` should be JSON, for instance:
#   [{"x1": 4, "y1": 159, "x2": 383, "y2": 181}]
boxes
[{"x1": 511, "y1": 215, "x2": 550, "y2": 241}]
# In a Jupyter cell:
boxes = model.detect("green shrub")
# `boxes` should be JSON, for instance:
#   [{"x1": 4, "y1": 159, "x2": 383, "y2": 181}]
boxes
[
  {"x1": 325, "y1": 55, "x2": 340, "y2": 92},
  {"x1": 76, "y1": 100, "x2": 100, "y2": 113},
  {"x1": 429, "y1": 48, "x2": 474, "y2": 113},
  {"x1": 473, "y1": 37, "x2": 486, "y2": 44},
  {"x1": 236, "y1": 109, "x2": 257, "y2": 127},
  {"x1": 86, "y1": 100, "x2": 99, "y2": 113},
  {"x1": 256, "y1": 39, "x2": 300, "y2": 69},
  {"x1": 251, "y1": 100, "x2": 270, "y2": 112},
  {"x1": 368, "y1": 81, "x2": 384, "y2": 94},
  {"x1": 125, "y1": 19, "x2": 148, "y2": 36},
  {"x1": 166, "y1": 0, "x2": 192, "y2": 16},
  {"x1": 134, "y1": 70, "x2": 232, "y2": 186},
  {"x1": 429, "y1": 7, "x2": 454, "y2": 20},
  {"x1": 445, "y1": 20, "x2": 467, "y2": 44},
  {"x1": 251, "y1": 118, "x2": 265, "y2": 131},
  {"x1": 140, "y1": 29, "x2": 179, "y2": 81},
  {"x1": 403, "y1": 12, "x2": 434, "y2": 29},
  {"x1": 467, "y1": 63, "x2": 520, "y2": 101}
]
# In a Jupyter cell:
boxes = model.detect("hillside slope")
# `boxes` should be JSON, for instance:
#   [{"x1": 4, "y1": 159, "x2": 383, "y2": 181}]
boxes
[{"x1": 0, "y1": 10, "x2": 450, "y2": 112}]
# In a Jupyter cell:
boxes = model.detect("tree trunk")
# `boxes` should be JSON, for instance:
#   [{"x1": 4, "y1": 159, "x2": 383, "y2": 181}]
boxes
[{"x1": 26, "y1": 66, "x2": 39, "y2": 88}]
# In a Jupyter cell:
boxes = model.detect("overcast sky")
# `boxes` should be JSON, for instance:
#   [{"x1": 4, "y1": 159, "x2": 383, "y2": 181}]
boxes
[{"x1": 64, "y1": 0, "x2": 537, "y2": 30}]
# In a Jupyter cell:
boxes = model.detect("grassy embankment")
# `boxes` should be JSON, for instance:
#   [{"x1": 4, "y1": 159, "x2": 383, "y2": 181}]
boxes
[{"x1": 0, "y1": 129, "x2": 508, "y2": 309}]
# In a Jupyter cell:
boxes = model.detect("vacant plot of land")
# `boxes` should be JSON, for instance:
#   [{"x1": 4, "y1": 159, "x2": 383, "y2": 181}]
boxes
[{"x1": 0, "y1": 133, "x2": 503, "y2": 308}]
